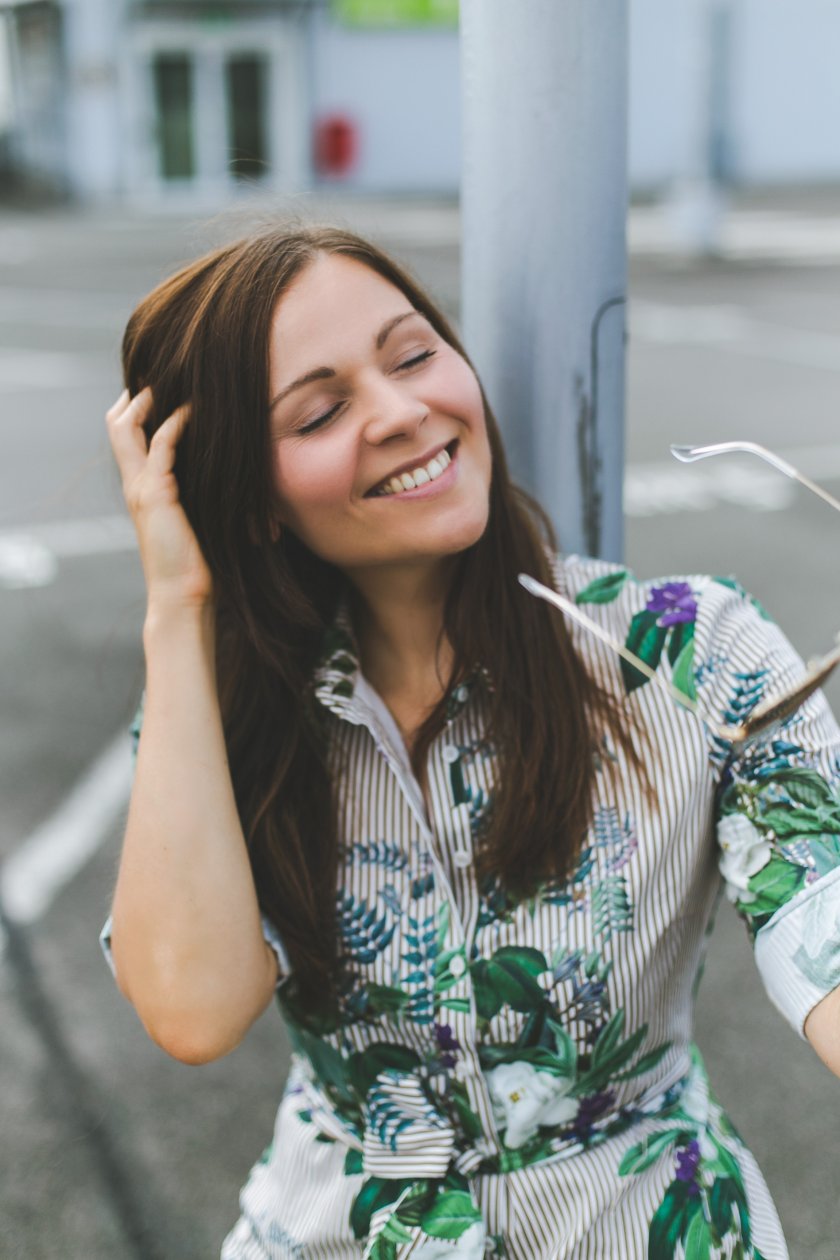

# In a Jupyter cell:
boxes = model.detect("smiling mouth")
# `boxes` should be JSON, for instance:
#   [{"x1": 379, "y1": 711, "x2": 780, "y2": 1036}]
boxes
[{"x1": 365, "y1": 440, "x2": 459, "y2": 498}]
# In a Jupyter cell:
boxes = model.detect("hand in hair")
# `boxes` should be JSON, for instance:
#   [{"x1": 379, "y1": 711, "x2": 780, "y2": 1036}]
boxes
[{"x1": 106, "y1": 387, "x2": 214, "y2": 612}]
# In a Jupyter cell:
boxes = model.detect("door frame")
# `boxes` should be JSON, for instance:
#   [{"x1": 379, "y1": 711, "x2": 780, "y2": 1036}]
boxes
[{"x1": 121, "y1": 16, "x2": 308, "y2": 203}]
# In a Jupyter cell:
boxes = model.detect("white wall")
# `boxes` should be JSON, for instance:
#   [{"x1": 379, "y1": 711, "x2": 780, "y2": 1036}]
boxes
[
  {"x1": 628, "y1": 0, "x2": 840, "y2": 191},
  {"x1": 734, "y1": 0, "x2": 840, "y2": 183},
  {"x1": 312, "y1": 12, "x2": 461, "y2": 194}
]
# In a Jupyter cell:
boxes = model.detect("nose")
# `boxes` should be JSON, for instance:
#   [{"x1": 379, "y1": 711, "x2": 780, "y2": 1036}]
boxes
[{"x1": 360, "y1": 369, "x2": 429, "y2": 446}]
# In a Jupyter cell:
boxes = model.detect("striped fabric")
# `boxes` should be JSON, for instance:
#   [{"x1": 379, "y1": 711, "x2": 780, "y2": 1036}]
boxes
[{"x1": 103, "y1": 552, "x2": 840, "y2": 1259}]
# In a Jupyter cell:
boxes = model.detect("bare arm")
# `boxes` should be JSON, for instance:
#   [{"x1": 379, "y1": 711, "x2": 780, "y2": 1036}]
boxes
[{"x1": 105, "y1": 389, "x2": 278, "y2": 1064}]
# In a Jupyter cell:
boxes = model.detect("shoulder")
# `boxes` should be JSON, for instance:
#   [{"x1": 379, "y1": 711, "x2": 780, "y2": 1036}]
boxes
[{"x1": 548, "y1": 551, "x2": 790, "y2": 710}]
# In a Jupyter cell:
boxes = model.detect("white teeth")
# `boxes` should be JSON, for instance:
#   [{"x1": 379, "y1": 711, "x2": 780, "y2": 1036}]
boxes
[{"x1": 375, "y1": 445, "x2": 454, "y2": 497}]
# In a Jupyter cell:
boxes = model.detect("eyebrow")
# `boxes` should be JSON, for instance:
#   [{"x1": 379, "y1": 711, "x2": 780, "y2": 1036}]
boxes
[{"x1": 269, "y1": 310, "x2": 427, "y2": 410}]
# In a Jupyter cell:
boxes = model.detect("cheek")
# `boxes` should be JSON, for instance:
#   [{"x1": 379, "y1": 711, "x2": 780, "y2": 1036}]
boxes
[{"x1": 272, "y1": 438, "x2": 354, "y2": 524}]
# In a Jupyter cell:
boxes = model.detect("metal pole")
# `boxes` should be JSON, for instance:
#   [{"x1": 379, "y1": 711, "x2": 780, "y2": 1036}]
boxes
[{"x1": 459, "y1": 0, "x2": 629, "y2": 562}]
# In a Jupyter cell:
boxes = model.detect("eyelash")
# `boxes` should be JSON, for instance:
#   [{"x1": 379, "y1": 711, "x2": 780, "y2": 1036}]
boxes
[{"x1": 298, "y1": 349, "x2": 437, "y2": 434}]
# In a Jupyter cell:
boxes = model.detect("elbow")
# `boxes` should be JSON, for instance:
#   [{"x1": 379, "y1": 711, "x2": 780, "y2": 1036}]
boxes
[{"x1": 141, "y1": 1009, "x2": 247, "y2": 1065}]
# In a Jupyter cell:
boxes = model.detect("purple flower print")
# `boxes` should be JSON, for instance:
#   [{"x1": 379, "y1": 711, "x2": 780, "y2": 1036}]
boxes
[
  {"x1": 674, "y1": 1139, "x2": 702, "y2": 1197},
  {"x1": 434, "y1": 1022, "x2": 461, "y2": 1070},
  {"x1": 645, "y1": 582, "x2": 698, "y2": 628},
  {"x1": 571, "y1": 1089, "x2": 615, "y2": 1141}
]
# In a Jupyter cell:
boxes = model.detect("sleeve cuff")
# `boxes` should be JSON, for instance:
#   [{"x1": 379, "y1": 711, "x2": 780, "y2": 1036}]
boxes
[
  {"x1": 99, "y1": 913, "x2": 118, "y2": 979},
  {"x1": 754, "y1": 864, "x2": 840, "y2": 1038},
  {"x1": 260, "y1": 912, "x2": 293, "y2": 990},
  {"x1": 100, "y1": 911, "x2": 293, "y2": 992}
]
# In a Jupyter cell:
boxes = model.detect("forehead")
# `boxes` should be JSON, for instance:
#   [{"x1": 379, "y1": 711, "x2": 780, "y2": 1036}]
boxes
[{"x1": 271, "y1": 253, "x2": 410, "y2": 344}]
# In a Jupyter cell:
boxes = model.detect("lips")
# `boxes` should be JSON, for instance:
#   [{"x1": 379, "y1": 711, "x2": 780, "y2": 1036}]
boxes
[{"x1": 365, "y1": 439, "x2": 458, "y2": 497}]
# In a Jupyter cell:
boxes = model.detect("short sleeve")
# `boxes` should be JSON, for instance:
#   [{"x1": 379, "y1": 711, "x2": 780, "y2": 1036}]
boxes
[
  {"x1": 694, "y1": 576, "x2": 840, "y2": 1038},
  {"x1": 99, "y1": 690, "x2": 293, "y2": 992}
]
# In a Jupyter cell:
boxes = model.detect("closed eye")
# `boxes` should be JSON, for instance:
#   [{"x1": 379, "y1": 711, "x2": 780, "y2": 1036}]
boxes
[{"x1": 297, "y1": 349, "x2": 436, "y2": 435}]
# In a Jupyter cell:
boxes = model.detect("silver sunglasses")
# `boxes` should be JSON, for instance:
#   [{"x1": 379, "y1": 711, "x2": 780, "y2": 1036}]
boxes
[{"x1": 519, "y1": 441, "x2": 840, "y2": 750}]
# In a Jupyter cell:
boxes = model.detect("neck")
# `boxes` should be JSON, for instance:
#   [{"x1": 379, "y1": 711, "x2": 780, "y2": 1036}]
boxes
[{"x1": 346, "y1": 558, "x2": 455, "y2": 700}]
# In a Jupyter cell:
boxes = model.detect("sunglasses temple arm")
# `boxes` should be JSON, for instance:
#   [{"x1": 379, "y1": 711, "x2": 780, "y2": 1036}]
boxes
[
  {"x1": 517, "y1": 574, "x2": 710, "y2": 719},
  {"x1": 785, "y1": 467, "x2": 840, "y2": 516}
]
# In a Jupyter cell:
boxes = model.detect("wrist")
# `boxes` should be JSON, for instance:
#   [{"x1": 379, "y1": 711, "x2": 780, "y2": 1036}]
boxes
[{"x1": 143, "y1": 598, "x2": 216, "y2": 650}]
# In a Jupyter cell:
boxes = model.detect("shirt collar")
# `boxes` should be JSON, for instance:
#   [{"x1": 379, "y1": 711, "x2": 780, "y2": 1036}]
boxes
[{"x1": 310, "y1": 595, "x2": 491, "y2": 726}]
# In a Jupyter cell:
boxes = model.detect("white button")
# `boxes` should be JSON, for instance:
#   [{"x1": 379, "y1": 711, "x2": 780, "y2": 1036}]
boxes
[
  {"x1": 455, "y1": 684, "x2": 470, "y2": 703},
  {"x1": 449, "y1": 954, "x2": 466, "y2": 978},
  {"x1": 442, "y1": 745, "x2": 459, "y2": 763},
  {"x1": 452, "y1": 849, "x2": 471, "y2": 868}
]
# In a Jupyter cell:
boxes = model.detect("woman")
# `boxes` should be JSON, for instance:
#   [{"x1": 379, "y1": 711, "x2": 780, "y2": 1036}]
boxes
[{"x1": 101, "y1": 222, "x2": 840, "y2": 1259}]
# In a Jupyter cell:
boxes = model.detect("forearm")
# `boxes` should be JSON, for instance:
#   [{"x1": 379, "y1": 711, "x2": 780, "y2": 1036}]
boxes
[
  {"x1": 804, "y1": 984, "x2": 840, "y2": 1078},
  {"x1": 110, "y1": 602, "x2": 277, "y2": 1062}
]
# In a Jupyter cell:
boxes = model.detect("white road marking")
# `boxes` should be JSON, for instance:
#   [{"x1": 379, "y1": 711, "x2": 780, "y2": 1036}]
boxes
[
  {"x1": 1, "y1": 734, "x2": 132, "y2": 926},
  {"x1": 0, "y1": 516, "x2": 135, "y2": 588},
  {"x1": 626, "y1": 442, "x2": 840, "y2": 518},
  {"x1": 630, "y1": 301, "x2": 840, "y2": 372},
  {"x1": 629, "y1": 208, "x2": 840, "y2": 262}
]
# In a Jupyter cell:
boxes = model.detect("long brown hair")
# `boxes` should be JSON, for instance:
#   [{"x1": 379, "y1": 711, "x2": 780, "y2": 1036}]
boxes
[{"x1": 121, "y1": 221, "x2": 656, "y2": 1019}]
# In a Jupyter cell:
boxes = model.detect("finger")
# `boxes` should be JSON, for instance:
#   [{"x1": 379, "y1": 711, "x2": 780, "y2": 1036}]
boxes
[
  {"x1": 106, "y1": 388, "x2": 155, "y2": 483},
  {"x1": 105, "y1": 388, "x2": 130, "y2": 422},
  {"x1": 146, "y1": 403, "x2": 192, "y2": 478}
]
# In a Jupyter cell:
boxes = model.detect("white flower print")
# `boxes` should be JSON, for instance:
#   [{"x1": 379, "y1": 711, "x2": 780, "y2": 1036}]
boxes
[
  {"x1": 412, "y1": 1222, "x2": 486, "y2": 1259},
  {"x1": 717, "y1": 813, "x2": 772, "y2": 903},
  {"x1": 486, "y1": 1061, "x2": 578, "y2": 1150}
]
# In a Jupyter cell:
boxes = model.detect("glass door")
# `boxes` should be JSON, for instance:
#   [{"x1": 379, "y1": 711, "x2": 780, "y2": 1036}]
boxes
[
  {"x1": 225, "y1": 53, "x2": 270, "y2": 182},
  {"x1": 151, "y1": 51, "x2": 195, "y2": 181}
]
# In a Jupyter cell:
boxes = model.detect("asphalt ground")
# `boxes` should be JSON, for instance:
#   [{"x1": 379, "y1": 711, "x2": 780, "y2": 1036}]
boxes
[{"x1": 2, "y1": 191, "x2": 840, "y2": 1258}]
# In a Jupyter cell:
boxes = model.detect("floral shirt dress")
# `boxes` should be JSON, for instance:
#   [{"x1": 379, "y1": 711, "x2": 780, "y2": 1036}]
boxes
[{"x1": 101, "y1": 552, "x2": 840, "y2": 1259}]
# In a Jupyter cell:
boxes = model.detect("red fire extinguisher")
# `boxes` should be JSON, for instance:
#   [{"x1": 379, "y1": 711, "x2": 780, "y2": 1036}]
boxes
[{"x1": 313, "y1": 113, "x2": 359, "y2": 178}]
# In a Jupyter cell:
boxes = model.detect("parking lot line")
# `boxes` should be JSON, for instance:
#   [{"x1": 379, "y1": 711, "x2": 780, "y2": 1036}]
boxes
[{"x1": 1, "y1": 734, "x2": 132, "y2": 927}]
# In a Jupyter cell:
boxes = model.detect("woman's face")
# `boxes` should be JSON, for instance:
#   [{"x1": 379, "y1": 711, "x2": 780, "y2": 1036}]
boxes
[{"x1": 267, "y1": 253, "x2": 492, "y2": 580}]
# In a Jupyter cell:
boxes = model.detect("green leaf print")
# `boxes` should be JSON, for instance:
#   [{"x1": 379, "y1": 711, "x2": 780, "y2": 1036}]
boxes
[
  {"x1": 614, "y1": 1042, "x2": 673, "y2": 1082},
  {"x1": 492, "y1": 945, "x2": 549, "y2": 977},
  {"x1": 575, "y1": 569, "x2": 630, "y2": 605},
  {"x1": 669, "y1": 636, "x2": 697, "y2": 704},
  {"x1": 421, "y1": 1189, "x2": 483, "y2": 1239},
  {"x1": 450, "y1": 1086, "x2": 485, "y2": 1141},
  {"x1": 364, "y1": 984, "x2": 412, "y2": 1017},
  {"x1": 621, "y1": 611, "x2": 669, "y2": 695},
  {"x1": 344, "y1": 1148, "x2": 364, "y2": 1175},
  {"x1": 591, "y1": 1009, "x2": 626, "y2": 1069},
  {"x1": 348, "y1": 1042, "x2": 421, "y2": 1098},
  {"x1": 648, "y1": 1179, "x2": 703, "y2": 1258},
  {"x1": 708, "y1": 1176, "x2": 739, "y2": 1239},
  {"x1": 758, "y1": 804, "x2": 835, "y2": 837},
  {"x1": 470, "y1": 952, "x2": 548, "y2": 1020},
  {"x1": 666, "y1": 618, "x2": 694, "y2": 668},
  {"x1": 618, "y1": 1129, "x2": 690, "y2": 1177},
  {"x1": 762, "y1": 767, "x2": 838, "y2": 810},
  {"x1": 683, "y1": 1209, "x2": 714, "y2": 1260},
  {"x1": 737, "y1": 855, "x2": 806, "y2": 918},
  {"x1": 350, "y1": 1176, "x2": 412, "y2": 1240}
]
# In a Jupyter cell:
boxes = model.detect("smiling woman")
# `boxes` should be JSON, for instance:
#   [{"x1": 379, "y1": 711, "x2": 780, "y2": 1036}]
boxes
[{"x1": 100, "y1": 220, "x2": 840, "y2": 1260}]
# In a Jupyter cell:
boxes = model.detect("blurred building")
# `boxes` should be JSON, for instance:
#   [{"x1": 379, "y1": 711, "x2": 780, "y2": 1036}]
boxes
[
  {"x1": 0, "y1": 0, "x2": 839, "y2": 204},
  {"x1": 0, "y1": 0, "x2": 460, "y2": 201}
]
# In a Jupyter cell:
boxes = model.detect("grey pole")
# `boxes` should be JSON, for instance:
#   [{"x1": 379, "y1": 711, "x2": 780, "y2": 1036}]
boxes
[{"x1": 459, "y1": 0, "x2": 629, "y2": 562}]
